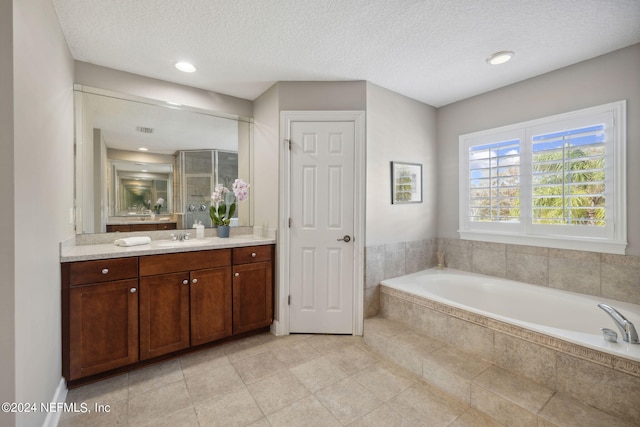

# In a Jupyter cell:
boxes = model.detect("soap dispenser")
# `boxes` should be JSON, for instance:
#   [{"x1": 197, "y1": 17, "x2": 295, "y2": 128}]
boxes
[{"x1": 194, "y1": 221, "x2": 205, "y2": 239}]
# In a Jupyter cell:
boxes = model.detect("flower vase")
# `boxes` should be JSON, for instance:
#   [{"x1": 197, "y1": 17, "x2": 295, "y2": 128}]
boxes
[{"x1": 218, "y1": 225, "x2": 230, "y2": 238}]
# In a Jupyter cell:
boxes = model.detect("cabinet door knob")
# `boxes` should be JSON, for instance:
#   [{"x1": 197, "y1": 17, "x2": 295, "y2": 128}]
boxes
[
  {"x1": 234, "y1": 272, "x2": 240, "y2": 277},
  {"x1": 130, "y1": 288, "x2": 137, "y2": 293},
  {"x1": 182, "y1": 279, "x2": 189, "y2": 285},
  {"x1": 192, "y1": 279, "x2": 198, "y2": 284},
  {"x1": 251, "y1": 252, "x2": 256, "y2": 258},
  {"x1": 102, "y1": 268, "x2": 109, "y2": 274}
]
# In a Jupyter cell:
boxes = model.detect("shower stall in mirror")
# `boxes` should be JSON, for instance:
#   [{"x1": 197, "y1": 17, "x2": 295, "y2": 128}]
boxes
[{"x1": 177, "y1": 150, "x2": 238, "y2": 229}]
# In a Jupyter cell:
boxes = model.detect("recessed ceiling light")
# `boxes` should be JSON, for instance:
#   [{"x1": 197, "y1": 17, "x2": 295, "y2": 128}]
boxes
[
  {"x1": 175, "y1": 61, "x2": 196, "y2": 73},
  {"x1": 166, "y1": 101, "x2": 182, "y2": 106},
  {"x1": 138, "y1": 147, "x2": 148, "y2": 151},
  {"x1": 486, "y1": 51, "x2": 515, "y2": 65},
  {"x1": 141, "y1": 169, "x2": 148, "y2": 172}
]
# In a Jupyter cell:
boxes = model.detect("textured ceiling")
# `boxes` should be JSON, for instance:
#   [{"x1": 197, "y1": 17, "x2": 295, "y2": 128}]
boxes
[{"x1": 53, "y1": 0, "x2": 640, "y2": 107}]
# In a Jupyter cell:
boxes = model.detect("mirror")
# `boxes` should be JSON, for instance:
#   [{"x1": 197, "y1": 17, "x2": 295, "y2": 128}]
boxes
[
  {"x1": 109, "y1": 159, "x2": 173, "y2": 216},
  {"x1": 74, "y1": 86, "x2": 252, "y2": 234}
]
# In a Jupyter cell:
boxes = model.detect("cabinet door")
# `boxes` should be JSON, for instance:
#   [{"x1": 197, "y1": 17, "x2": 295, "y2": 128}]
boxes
[
  {"x1": 157, "y1": 222, "x2": 177, "y2": 230},
  {"x1": 190, "y1": 267, "x2": 232, "y2": 346},
  {"x1": 130, "y1": 223, "x2": 159, "y2": 232},
  {"x1": 69, "y1": 279, "x2": 138, "y2": 380},
  {"x1": 139, "y1": 272, "x2": 190, "y2": 360},
  {"x1": 106, "y1": 224, "x2": 131, "y2": 232},
  {"x1": 232, "y1": 261, "x2": 273, "y2": 334}
]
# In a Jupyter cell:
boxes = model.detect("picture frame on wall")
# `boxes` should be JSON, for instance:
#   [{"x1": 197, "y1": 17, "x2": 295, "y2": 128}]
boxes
[{"x1": 391, "y1": 161, "x2": 422, "y2": 204}]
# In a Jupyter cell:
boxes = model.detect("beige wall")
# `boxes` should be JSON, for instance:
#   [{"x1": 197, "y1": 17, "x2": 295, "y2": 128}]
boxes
[
  {"x1": 0, "y1": 1, "x2": 15, "y2": 425},
  {"x1": 252, "y1": 81, "x2": 368, "y2": 237},
  {"x1": 75, "y1": 62, "x2": 253, "y2": 118},
  {"x1": 12, "y1": 0, "x2": 75, "y2": 426},
  {"x1": 366, "y1": 82, "x2": 438, "y2": 245},
  {"x1": 437, "y1": 44, "x2": 640, "y2": 256},
  {"x1": 252, "y1": 83, "x2": 280, "y2": 236},
  {"x1": 278, "y1": 81, "x2": 367, "y2": 111}
]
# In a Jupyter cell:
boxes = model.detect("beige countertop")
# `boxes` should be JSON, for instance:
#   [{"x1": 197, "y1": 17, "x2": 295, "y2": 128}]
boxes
[{"x1": 60, "y1": 235, "x2": 276, "y2": 262}]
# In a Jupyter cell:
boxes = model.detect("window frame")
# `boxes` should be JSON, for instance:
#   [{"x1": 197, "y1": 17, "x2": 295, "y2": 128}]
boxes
[{"x1": 458, "y1": 101, "x2": 626, "y2": 254}]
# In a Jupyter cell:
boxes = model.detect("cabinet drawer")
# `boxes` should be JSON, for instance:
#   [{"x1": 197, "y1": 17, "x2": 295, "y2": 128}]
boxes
[
  {"x1": 233, "y1": 245, "x2": 273, "y2": 265},
  {"x1": 140, "y1": 249, "x2": 231, "y2": 276},
  {"x1": 130, "y1": 223, "x2": 159, "y2": 232},
  {"x1": 69, "y1": 258, "x2": 139, "y2": 286},
  {"x1": 106, "y1": 224, "x2": 130, "y2": 232},
  {"x1": 157, "y1": 222, "x2": 177, "y2": 230}
]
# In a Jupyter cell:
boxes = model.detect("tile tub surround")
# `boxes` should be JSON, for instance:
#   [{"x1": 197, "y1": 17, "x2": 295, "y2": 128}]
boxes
[
  {"x1": 379, "y1": 286, "x2": 640, "y2": 425},
  {"x1": 364, "y1": 317, "x2": 636, "y2": 427},
  {"x1": 364, "y1": 238, "x2": 438, "y2": 315},
  {"x1": 364, "y1": 237, "x2": 640, "y2": 317},
  {"x1": 438, "y1": 238, "x2": 640, "y2": 305}
]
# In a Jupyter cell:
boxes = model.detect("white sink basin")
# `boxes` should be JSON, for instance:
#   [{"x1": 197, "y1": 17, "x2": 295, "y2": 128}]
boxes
[{"x1": 154, "y1": 239, "x2": 214, "y2": 248}]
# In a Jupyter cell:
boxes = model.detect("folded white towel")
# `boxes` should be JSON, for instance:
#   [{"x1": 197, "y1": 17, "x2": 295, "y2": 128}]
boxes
[{"x1": 114, "y1": 236, "x2": 152, "y2": 247}]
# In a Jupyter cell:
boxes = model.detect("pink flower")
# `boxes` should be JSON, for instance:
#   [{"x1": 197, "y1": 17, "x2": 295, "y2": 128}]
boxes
[
  {"x1": 211, "y1": 183, "x2": 229, "y2": 203},
  {"x1": 232, "y1": 179, "x2": 250, "y2": 202}
]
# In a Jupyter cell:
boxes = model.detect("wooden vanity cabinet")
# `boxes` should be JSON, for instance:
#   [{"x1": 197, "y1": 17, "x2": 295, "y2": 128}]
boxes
[
  {"x1": 232, "y1": 245, "x2": 274, "y2": 334},
  {"x1": 138, "y1": 249, "x2": 232, "y2": 360},
  {"x1": 63, "y1": 258, "x2": 139, "y2": 380},
  {"x1": 63, "y1": 244, "x2": 273, "y2": 383},
  {"x1": 106, "y1": 222, "x2": 177, "y2": 232},
  {"x1": 106, "y1": 224, "x2": 132, "y2": 232}
]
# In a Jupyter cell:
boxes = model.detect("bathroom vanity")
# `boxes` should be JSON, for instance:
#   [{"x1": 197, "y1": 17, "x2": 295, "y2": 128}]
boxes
[
  {"x1": 105, "y1": 221, "x2": 178, "y2": 232},
  {"x1": 60, "y1": 237, "x2": 274, "y2": 385}
]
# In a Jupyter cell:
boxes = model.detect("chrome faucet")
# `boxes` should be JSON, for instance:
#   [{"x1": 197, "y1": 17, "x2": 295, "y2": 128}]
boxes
[
  {"x1": 171, "y1": 232, "x2": 190, "y2": 241},
  {"x1": 598, "y1": 303, "x2": 639, "y2": 344}
]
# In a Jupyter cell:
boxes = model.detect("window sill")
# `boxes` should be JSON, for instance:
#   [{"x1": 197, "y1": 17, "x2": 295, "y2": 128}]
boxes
[{"x1": 458, "y1": 230, "x2": 627, "y2": 255}]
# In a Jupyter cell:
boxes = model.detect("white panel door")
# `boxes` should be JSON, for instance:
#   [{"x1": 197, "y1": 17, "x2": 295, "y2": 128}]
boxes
[{"x1": 289, "y1": 121, "x2": 355, "y2": 334}]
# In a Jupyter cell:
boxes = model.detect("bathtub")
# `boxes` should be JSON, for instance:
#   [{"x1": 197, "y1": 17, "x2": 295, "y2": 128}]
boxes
[{"x1": 381, "y1": 268, "x2": 640, "y2": 363}]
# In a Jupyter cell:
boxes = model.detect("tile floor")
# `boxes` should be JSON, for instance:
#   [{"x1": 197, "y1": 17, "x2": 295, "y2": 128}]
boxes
[{"x1": 59, "y1": 333, "x2": 498, "y2": 427}]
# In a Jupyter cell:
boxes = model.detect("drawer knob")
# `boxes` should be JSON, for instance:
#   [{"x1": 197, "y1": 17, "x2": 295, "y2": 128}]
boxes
[
  {"x1": 182, "y1": 279, "x2": 189, "y2": 285},
  {"x1": 234, "y1": 272, "x2": 240, "y2": 277},
  {"x1": 101, "y1": 268, "x2": 109, "y2": 275},
  {"x1": 130, "y1": 288, "x2": 137, "y2": 293},
  {"x1": 192, "y1": 279, "x2": 198, "y2": 284},
  {"x1": 251, "y1": 252, "x2": 256, "y2": 258}
]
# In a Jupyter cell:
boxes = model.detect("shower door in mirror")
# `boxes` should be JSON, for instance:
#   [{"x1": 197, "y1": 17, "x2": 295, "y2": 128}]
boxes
[{"x1": 180, "y1": 150, "x2": 238, "y2": 228}]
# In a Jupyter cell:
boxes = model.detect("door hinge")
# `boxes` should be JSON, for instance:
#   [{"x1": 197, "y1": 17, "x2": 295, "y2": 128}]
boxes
[
  {"x1": 287, "y1": 295, "x2": 291, "y2": 305},
  {"x1": 288, "y1": 218, "x2": 292, "y2": 228},
  {"x1": 285, "y1": 139, "x2": 291, "y2": 150}
]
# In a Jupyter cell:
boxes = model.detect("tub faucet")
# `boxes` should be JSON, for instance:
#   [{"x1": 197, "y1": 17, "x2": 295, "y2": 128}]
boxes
[{"x1": 598, "y1": 303, "x2": 639, "y2": 344}]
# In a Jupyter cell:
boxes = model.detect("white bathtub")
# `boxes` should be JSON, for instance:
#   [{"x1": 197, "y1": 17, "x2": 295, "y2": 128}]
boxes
[{"x1": 381, "y1": 268, "x2": 640, "y2": 362}]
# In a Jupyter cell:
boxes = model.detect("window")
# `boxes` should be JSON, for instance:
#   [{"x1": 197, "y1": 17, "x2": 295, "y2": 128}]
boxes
[{"x1": 459, "y1": 101, "x2": 626, "y2": 254}]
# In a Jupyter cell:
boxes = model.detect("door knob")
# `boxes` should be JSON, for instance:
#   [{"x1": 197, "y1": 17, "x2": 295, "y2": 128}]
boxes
[
  {"x1": 182, "y1": 279, "x2": 189, "y2": 285},
  {"x1": 337, "y1": 235, "x2": 351, "y2": 242},
  {"x1": 130, "y1": 288, "x2": 137, "y2": 293},
  {"x1": 192, "y1": 279, "x2": 198, "y2": 284}
]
